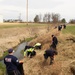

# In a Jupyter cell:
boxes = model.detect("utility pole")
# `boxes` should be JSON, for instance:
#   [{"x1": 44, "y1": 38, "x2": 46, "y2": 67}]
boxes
[{"x1": 26, "y1": 0, "x2": 28, "y2": 25}]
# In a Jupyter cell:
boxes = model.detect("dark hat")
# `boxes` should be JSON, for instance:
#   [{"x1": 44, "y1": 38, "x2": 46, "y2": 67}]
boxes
[{"x1": 8, "y1": 48, "x2": 14, "y2": 53}]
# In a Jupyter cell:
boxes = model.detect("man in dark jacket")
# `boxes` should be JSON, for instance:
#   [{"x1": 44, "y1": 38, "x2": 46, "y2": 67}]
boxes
[
  {"x1": 63, "y1": 24, "x2": 66, "y2": 29},
  {"x1": 51, "y1": 35, "x2": 58, "y2": 50},
  {"x1": 4, "y1": 48, "x2": 23, "y2": 75},
  {"x1": 44, "y1": 47, "x2": 57, "y2": 65}
]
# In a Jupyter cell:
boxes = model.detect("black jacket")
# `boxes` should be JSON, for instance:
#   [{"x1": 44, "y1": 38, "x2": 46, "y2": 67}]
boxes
[
  {"x1": 52, "y1": 36, "x2": 58, "y2": 45},
  {"x1": 45, "y1": 49, "x2": 57, "y2": 57}
]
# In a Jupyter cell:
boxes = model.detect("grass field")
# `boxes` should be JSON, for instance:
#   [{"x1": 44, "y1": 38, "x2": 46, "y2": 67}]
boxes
[
  {"x1": 62, "y1": 25, "x2": 75, "y2": 35},
  {"x1": 0, "y1": 23, "x2": 48, "y2": 29},
  {"x1": 0, "y1": 23, "x2": 75, "y2": 75},
  {"x1": 0, "y1": 62, "x2": 6, "y2": 75}
]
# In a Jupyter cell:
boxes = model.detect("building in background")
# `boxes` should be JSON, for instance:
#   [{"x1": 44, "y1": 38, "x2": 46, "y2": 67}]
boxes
[{"x1": 0, "y1": 15, "x2": 3, "y2": 23}]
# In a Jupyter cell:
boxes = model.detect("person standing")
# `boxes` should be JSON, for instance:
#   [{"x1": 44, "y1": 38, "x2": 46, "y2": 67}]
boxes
[
  {"x1": 51, "y1": 35, "x2": 58, "y2": 50},
  {"x1": 4, "y1": 48, "x2": 23, "y2": 75},
  {"x1": 58, "y1": 25, "x2": 62, "y2": 31},
  {"x1": 63, "y1": 24, "x2": 66, "y2": 29}
]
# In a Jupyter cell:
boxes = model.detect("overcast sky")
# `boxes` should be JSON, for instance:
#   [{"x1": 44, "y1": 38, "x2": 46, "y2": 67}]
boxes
[{"x1": 0, "y1": 0, "x2": 75, "y2": 22}]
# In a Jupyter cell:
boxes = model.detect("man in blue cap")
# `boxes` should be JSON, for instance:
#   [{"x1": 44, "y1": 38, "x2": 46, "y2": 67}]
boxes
[{"x1": 4, "y1": 48, "x2": 23, "y2": 75}]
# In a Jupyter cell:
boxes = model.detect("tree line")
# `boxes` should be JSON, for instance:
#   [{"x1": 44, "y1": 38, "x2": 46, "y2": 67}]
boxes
[
  {"x1": 34, "y1": 13, "x2": 66, "y2": 23},
  {"x1": 34, "y1": 13, "x2": 75, "y2": 24}
]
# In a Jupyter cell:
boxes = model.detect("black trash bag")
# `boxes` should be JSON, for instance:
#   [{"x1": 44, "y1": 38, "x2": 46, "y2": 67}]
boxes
[{"x1": 18, "y1": 63, "x2": 24, "y2": 75}]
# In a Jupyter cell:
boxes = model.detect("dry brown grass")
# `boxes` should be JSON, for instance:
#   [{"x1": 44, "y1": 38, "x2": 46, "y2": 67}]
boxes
[
  {"x1": 23, "y1": 29, "x2": 75, "y2": 75},
  {"x1": 23, "y1": 50, "x2": 62, "y2": 75},
  {"x1": 0, "y1": 24, "x2": 47, "y2": 56},
  {"x1": 0, "y1": 23, "x2": 75, "y2": 75}
]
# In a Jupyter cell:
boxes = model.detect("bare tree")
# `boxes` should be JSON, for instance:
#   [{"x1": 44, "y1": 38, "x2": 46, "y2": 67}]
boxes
[
  {"x1": 69, "y1": 19, "x2": 75, "y2": 24},
  {"x1": 43, "y1": 13, "x2": 47, "y2": 22},
  {"x1": 51, "y1": 13, "x2": 60, "y2": 23},
  {"x1": 43, "y1": 13, "x2": 51, "y2": 23},
  {"x1": 47, "y1": 13, "x2": 51, "y2": 23}
]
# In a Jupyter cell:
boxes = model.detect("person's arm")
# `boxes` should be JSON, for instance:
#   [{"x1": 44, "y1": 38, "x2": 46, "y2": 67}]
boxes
[
  {"x1": 54, "y1": 50, "x2": 58, "y2": 55},
  {"x1": 4, "y1": 57, "x2": 6, "y2": 64},
  {"x1": 14, "y1": 57, "x2": 23, "y2": 64},
  {"x1": 12, "y1": 57, "x2": 20, "y2": 66},
  {"x1": 19, "y1": 60, "x2": 24, "y2": 63},
  {"x1": 24, "y1": 46, "x2": 28, "y2": 51},
  {"x1": 24, "y1": 50, "x2": 27, "y2": 57}
]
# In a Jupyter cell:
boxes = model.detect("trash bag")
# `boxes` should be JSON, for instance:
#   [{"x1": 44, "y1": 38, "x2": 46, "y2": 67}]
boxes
[{"x1": 18, "y1": 63, "x2": 24, "y2": 75}]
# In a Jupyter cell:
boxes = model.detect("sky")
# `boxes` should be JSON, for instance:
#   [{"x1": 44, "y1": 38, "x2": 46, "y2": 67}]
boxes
[{"x1": 0, "y1": 0, "x2": 75, "y2": 22}]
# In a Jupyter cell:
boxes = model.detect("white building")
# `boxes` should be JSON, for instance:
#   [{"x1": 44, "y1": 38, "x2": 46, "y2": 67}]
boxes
[{"x1": 0, "y1": 15, "x2": 3, "y2": 23}]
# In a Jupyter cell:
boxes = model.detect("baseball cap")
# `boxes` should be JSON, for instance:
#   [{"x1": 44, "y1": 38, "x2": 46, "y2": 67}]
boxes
[{"x1": 8, "y1": 48, "x2": 14, "y2": 53}]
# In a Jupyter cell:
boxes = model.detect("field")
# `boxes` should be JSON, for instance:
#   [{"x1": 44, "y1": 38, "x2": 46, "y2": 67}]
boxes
[
  {"x1": 0, "y1": 23, "x2": 75, "y2": 75},
  {"x1": 0, "y1": 23, "x2": 48, "y2": 29},
  {"x1": 0, "y1": 23, "x2": 49, "y2": 75},
  {"x1": 0, "y1": 62, "x2": 6, "y2": 75},
  {"x1": 23, "y1": 24, "x2": 75, "y2": 75},
  {"x1": 0, "y1": 23, "x2": 49, "y2": 55},
  {"x1": 62, "y1": 25, "x2": 75, "y2": 35}
]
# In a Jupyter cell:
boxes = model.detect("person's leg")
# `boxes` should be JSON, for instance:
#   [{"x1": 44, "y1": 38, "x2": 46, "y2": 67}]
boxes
[
  {"x1": 13, "y1": 70, "x2": 22, "y2": 75},
  {"x1": 30, "y1": 51, "x2": 36, "y2": 58},
  {"x1": 36, "y1": 46, "x2": 39, "y2": 49},
  {"x1": 52, "y1": 43, "x2": 57, "y2": 50},
  {"x1": 43, "y1": 54, "x2": 49, "y2": 65},
  {"x1": 50, "y1": 56, "x2": 54, "y2": 65},
  {"x1": 29, "y1": 52, "x2": 33, "y2": 58},
  {"x1": 39, "y1": 45, "x2": 41, "y2": 49},
  {"x1": 32, "y1": 51, "x2": 36, "y2": 56},
  {"x1": 27, "y1": 52, "x2": 29, "y2": 57},
  {"x1": 27, "y1": 52, "x2": 31, "y2": 57},
  {"x1": 7, "y1": 71, "x2": 14, "y2": 75},
  {"x1": 44, "y1": 54, "x2": 48, "y2": 60}
]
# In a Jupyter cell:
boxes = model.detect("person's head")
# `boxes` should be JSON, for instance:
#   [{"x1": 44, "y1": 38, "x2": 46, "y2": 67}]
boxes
[
  {"x1": 51, "y1": 35, "x2": 54, "y2": 37},
  {"x1": 8, "y1": 48, "x2": 14, "y2": 55}
]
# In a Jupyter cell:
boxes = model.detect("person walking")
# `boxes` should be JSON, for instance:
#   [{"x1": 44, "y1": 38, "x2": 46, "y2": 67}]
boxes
[
  {"x1": 44, "y1": 47, "x2": 57, "y2": 65},
  {"x1": 4, "y1": 48, "x2": 23, "y2": 75}
]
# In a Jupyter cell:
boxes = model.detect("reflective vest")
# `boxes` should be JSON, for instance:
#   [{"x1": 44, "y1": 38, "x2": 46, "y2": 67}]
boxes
[
  {"x1": 24, "y1": 48, "x2": 34, "y2": 56},
  {"x1": 34, "y1": 43, "x2": 41, "y2": 47}
]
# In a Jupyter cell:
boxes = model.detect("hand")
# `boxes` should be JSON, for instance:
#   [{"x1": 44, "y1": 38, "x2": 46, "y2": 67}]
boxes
[{"x1": 19, "y1": 60, "x2": 24, "y2": 63}]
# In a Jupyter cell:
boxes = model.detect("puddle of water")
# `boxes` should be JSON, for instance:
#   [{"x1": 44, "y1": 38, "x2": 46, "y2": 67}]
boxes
[{"x1": 13, "y1": 42, "x2": 27, "y2": 60}]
